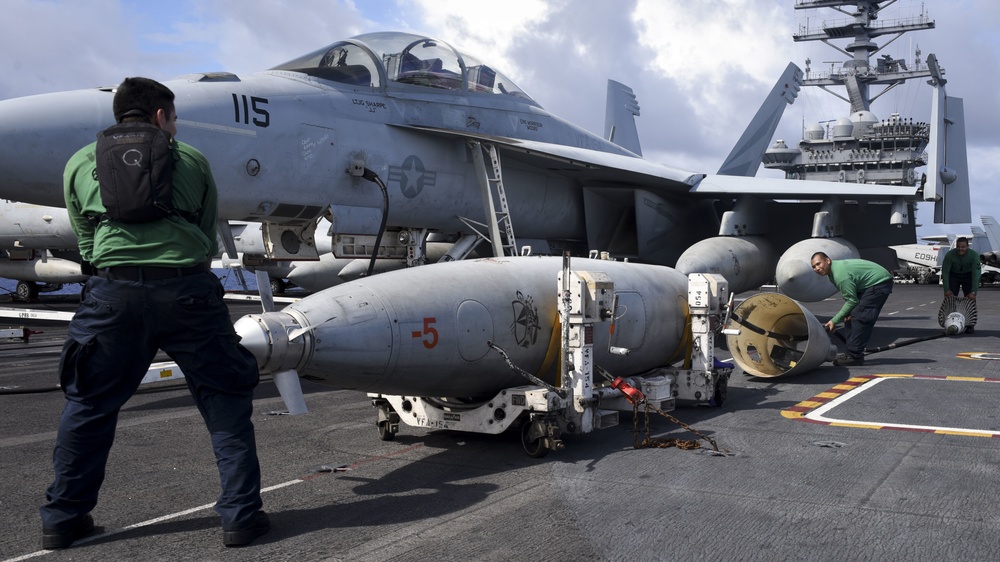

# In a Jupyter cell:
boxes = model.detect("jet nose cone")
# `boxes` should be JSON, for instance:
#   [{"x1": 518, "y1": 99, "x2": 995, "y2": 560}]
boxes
[
  {"x1": 234, "y1": 312, "x2": 309, "y2": 374},
  {"x1": 0, "y1": 88, "x2": 115, "y2": 207}
]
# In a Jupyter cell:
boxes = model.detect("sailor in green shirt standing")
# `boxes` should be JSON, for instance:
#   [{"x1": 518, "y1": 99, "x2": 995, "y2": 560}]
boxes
[
  {"x1": 941, "y1": 236, "x2": 980, "y2": 333},
  {"x1": 809, "y1": 252, "x2": 894, "y2": 367},
  {"x1": 40, "y1": 77, "x2": 269, "y2": 549}
]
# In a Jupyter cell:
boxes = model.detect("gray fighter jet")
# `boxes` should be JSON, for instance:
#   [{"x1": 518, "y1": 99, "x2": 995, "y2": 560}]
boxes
[{"x1": 0, "y1": 30, "x2": 970, "y2": 303}]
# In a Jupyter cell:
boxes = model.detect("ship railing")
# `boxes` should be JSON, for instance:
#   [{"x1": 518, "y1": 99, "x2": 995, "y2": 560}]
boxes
[
  {"x1": 795, "y1": 13, "x2": 932, "y2": 38},
  {"x1": 804, "y1": 61, "x2": 929, "y2": 82}
]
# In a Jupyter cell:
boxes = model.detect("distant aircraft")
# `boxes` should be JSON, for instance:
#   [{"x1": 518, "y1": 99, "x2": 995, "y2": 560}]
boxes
[
  {"x1": 889, "y1": 242, "x2": 947, "y2": 284},
  {"x1": 0, "y1": 31, "x2": 970, "y2": 305},
  {"x1": 0, "y1": 200, "x2": 86, "y2": 300},
  {"x1": 0, "y1": 201, "x2": 351, "y2": 298},
  {"x1": 891, "y1": 216, "x2": 1000, "y2": 285},
  {"x1": 979, "y1": 215, "x2": 1000, "y2": 271}
]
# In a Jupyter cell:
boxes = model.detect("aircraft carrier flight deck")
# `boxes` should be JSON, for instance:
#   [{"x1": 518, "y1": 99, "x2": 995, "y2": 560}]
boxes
[{"x1": 1, "y1": 282, "x2": 998, "y2": 561}]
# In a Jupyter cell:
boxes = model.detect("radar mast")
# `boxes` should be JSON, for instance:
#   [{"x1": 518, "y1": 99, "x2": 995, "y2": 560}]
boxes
[{"x1": 763, "y1": 0, "x2": 939, "y2": 188}]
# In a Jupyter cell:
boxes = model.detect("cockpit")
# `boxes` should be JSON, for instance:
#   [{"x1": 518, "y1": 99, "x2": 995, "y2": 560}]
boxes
[{"x1": 271, "y1": 31, "x2": 534, "y2": 103}]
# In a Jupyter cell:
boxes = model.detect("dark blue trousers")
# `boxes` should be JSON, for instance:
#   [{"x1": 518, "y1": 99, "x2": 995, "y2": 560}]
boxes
[
  {"x1": 949, "y1": 271, "x2": 973, "y2": 296},
  {"x1": 844, "y1": 279, "x2": 894, "y2": 360},
  {"x1": 40, "y1": 273, "x2": 262, "y2": 532}
]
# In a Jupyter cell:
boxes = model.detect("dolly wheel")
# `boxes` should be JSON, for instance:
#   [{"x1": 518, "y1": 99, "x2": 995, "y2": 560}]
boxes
[
  {"x1": 521, "y1": 420, "x2": 549, "y2": 458},
  {"x1": 710, "y1": 376, "x2": 728, "y2": 407},
  {"x1": 378, "y1": 420, "x2": 397, "y2": 441},
  {"x1": 376, "y1": 404, "x2": 397, "y2": 441}
]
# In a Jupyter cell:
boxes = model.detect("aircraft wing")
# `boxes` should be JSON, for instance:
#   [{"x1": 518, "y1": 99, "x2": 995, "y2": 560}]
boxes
[
  {"x1": 693, "y1": 174, "x2": 918, "y2": 198},
  {"x1": 399, "y1": 125, "x2": 704, "y2": 192},
  {"x1": 402, "y1": 125, "x2": 920, "y2": 200},
  {"x1": 920, "y1": 235, "x2": 952, "y2": 244}
]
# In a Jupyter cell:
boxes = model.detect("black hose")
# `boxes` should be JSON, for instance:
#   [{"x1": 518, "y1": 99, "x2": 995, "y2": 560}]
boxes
[
  {"x1": 360, "y1": 168, "x2": 389, "y2": 278},
  {"x1": 830, "y1": 326, "x2": 949, "y2": 355},
  {"x1": 0, "y1": 384, "x2": 61, "y2": 395},
  {"x1": 864, "y1": 332, "x2": 948, "y2": 354}
]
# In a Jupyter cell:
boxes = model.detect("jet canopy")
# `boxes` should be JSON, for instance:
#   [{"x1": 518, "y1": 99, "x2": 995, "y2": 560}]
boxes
[{"x1": 272, "y1": 31, "x2": 535, "y2": 103}]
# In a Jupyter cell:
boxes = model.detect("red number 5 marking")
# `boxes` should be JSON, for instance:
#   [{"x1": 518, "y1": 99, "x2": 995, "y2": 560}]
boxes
[{"x1": 410, "y1": 317, "x2": 438, "y2": 349}]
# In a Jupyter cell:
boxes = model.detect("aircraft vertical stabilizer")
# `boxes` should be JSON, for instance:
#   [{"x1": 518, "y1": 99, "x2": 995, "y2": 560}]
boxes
[
  {"x1": 969, "y1": 226, "x2": 991, "y2": 255},
  {"x1": 969, "y1": 225, "x2": 993, "y2": 255},
  {"x1": 604, "y1": 80, "x2": 642, "y2": 156},
  {"x1": 925, "y1": 54, "x2": 971, "y2": 224},
  {"x1": 718, "y1": 62, "x2": 802, "y2": 177},
  {"x1": 980, "y1": 216, "x2": 1000, "y2": 250}
]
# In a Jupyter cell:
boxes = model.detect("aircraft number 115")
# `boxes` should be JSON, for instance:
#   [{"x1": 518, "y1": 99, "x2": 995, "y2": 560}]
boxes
[{"x1": 232, "y1": 94, "x2": 270, "y2": 127}]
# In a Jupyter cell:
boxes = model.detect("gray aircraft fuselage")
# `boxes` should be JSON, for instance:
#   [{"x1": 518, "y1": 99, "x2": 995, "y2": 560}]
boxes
[{"x1": 0, "y1": 32, "x2": 653, "y2": 249}]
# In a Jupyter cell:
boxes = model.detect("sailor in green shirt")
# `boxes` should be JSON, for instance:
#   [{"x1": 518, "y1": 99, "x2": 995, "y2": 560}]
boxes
[
  {"x1": 41, "y1": 77, "x2": 268, "y2": 550},
  {"x1": 64, "y1": 139, "x2": 218, "y2": 269},
  {"x1": 941, "y1": 236, "x2": 981, "y2": 301},
  {"x1": 941, "y1": 236, "x2": 980, "y2": 334},
  {"x1": 810, "y1": 252, "x2": 894, "y2": 366}
]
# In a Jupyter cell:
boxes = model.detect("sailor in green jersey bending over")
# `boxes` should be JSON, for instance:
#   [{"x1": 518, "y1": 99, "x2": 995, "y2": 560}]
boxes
[{"x1": 809, "y1": 252, "x2": 894, "y2": 367}]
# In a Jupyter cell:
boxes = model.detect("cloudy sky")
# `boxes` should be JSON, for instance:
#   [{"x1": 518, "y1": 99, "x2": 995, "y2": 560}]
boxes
[{"x1": 2, "y1": 0, "x2": 997, "y2": 238}]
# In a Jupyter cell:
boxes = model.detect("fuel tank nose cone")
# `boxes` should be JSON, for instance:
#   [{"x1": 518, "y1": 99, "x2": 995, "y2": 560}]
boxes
[
  {"x1": 234, "y1": 312, "x2": 308, "y2": 373},
  {"x1": 234, "y1": 314, "x2": 271, "y2": 368}
]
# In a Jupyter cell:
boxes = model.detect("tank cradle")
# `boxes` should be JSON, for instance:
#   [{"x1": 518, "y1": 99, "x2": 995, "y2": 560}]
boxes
[{"x1": 368, "y1": 260, "x2": 730, "y2": 457}]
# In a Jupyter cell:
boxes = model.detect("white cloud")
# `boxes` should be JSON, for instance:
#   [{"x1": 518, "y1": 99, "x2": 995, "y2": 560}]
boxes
[
  {"x1": 1, "y1": 0, "x2": 997, "y2": 237},
  {"x1": 406, "y1": 0, "x2": 555, "y2": 79}
]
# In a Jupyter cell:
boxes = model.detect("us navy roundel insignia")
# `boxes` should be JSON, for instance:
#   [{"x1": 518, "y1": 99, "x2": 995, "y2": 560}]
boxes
[{"x1": 388, "y1": 155, "x2": 437, "y2": 199}]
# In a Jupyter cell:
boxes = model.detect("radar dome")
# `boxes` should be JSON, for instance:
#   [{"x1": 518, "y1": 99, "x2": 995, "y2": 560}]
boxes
[
  {"x1": 805, "y1": 123, "x2": 824, "y2": 141},
  {"x1": 850, "y1": 111, "x2": 878, "y2": 135},
  {"x1": 832, "y1": 117, "x2": 854, "y2": 139}
]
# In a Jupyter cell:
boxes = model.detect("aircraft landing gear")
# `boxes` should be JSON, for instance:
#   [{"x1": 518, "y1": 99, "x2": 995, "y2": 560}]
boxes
[
  {"x1": 15, "y1": 281, "x2": 38, "y2": 302},
  {"x1": 270, "y1": 278, "x2": 286, "y2": 295}
]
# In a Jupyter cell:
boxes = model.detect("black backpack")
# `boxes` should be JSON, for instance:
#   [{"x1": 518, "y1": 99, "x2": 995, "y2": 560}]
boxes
[{"x1": 94, "y1": 122, "x2": 180, "y2": 223}]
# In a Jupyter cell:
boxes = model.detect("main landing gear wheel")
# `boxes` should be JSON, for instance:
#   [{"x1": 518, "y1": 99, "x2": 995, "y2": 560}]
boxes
[
  {"x1": 521, "y1": 420, "x2": 549, "y2": 458},
  {"x1": 16, "y1": 281, "x2": 38, "y2": 302},
  {"x1": 270, "y1": 278, "x2": 286, "y2": 295}
]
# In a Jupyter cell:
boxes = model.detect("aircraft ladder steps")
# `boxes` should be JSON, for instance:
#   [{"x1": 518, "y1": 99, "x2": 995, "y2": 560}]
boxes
[{"x1": 469, "y1": 141, "x2": 518, "y2": 257}]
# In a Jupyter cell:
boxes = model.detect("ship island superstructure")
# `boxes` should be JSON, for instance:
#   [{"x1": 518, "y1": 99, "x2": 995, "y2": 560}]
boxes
[{"x1": 763, "y1": 0, "x2": 940, "y2": 188}]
